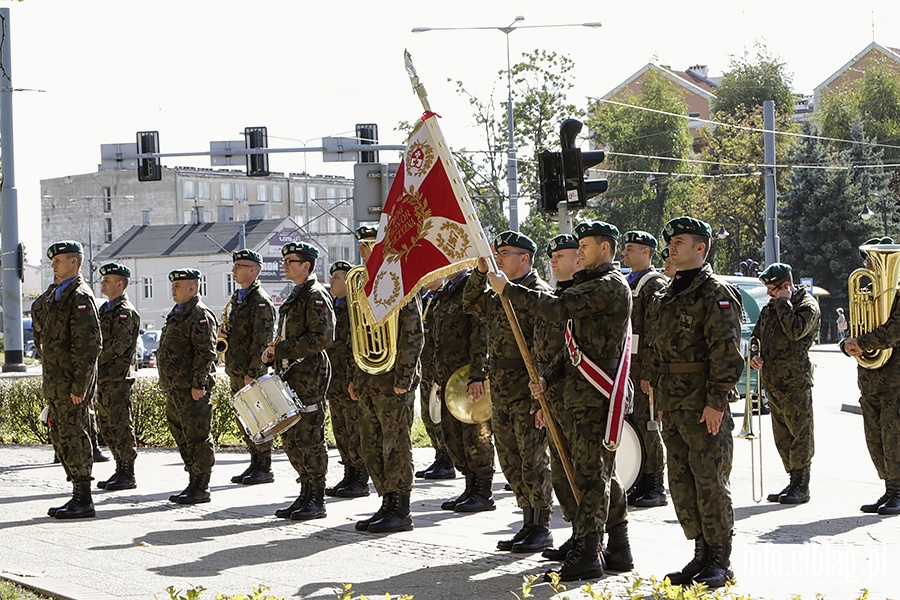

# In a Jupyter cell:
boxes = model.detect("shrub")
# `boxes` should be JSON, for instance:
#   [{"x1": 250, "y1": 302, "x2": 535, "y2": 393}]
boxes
[{"x1": 0, "y1": 377, "x2": 48, "y2": 444}]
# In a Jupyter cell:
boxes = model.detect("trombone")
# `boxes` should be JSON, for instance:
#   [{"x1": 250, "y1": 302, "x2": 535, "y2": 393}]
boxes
[{"x1": 738, "y1": 336, "x2": 764, "y2": 503}]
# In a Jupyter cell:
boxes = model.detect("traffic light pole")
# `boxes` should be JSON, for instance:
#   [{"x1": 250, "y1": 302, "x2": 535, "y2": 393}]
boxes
[{"x1": 557, "y1": 201, "x2": 573, "y2": 235}]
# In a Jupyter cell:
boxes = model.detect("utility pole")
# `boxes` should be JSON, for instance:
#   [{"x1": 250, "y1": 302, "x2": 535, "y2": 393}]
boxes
[{"x1": 763, "y1": 100, "x2": 780, "y2": 265}]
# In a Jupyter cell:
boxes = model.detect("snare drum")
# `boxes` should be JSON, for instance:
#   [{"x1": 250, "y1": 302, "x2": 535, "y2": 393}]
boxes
[
  {"x1": 231, "y1": 374, "x2": 303, "y2": 444},
  {"x1": 615, "y1": 418, "x2": 647, "y2": 494}
]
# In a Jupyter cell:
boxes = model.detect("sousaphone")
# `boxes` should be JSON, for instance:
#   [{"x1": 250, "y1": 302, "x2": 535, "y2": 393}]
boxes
[{"x1": 444, "y1": 365, "x2": 492, "y2": 424}]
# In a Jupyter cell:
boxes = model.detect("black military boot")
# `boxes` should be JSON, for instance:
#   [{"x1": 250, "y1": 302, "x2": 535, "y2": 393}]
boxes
[
  {"x1": 91, "y1": 435, "x2": 110, "y2": 463},
  {"x1": 55, "y1": 481, "x2": 95, "y2": 519},
  {"x1": 634, "y1": 472, "x2": 668, "y2": 508},
  {"x1": 176, "y1": 473, "x2": 211, "y2": 505},
  {"x1": 335, "y1": 464, "x2": 371, "y2": 498},
  {"x1": 169, "y1": 474, "x2": 195, "y2": 503},
  {"x1": 602, "y1": 523, "x2": 634, "y2": 572},
  {"x1": 48, "y1": 485, "x2": 75, "y2": 517},
  {"x1": 455, "y1": 474, "x2": 496, "y2": 513},
  {"x1": 779, "y1": 466, "x2": 810, "y2": 504},
  {"x1": 356, "y1": 493, "x2": 390, "y2": 531},
  {"x1": 542, "y1": 532, "x2": 576, "y2": 561},
  {"x1": 105, "y1": 460, "x2": 137, "y2": 491},
  {"x1": 442, "y1": 472, "x2": 475, "y2": 510},
  {"x1": 276, "y1": 483, "x2": 311, "y2": 518},
  {"x1": 767, "y1": 473, "x2": 793, "y2": 503},
  {"x1": 415, "y1": 450, "x2": 441, "y2": 478},
  {"x1": 326, "y1": 464, "x2": 352, "y2": 497},
  {"x1": 242, "y1": 451, "x2": 275, "y2": 485},
  {"x1": 97, "y1": 462, "x2": 121, "y2": 489},
  {"x1": 291, "y1": 480, "x2": 327, "y2": 520},
  {"x1": 423, "y1": 449, "x2": 456, "y2": 480},
  {"x1": 861, "y1": 480, "x2": 892, "y2": 513},
  {"x1": 512, "y1": 507, "x2": 553, "y2": 553},
  {"x1": 231, "y1": 453, "x2": 258, "y2": 484},
  {"x1": 368, "y1": 491, "x2": 414, "y2": 533},
  {"x1": 877, "y1": 480, "x2": 900, "y2": 515},
  {"x1": 545, "y1": 533, "x2": 604, "y2": 582},
  {"x1": 665, "y1": 536, "x2": 710, "y2": 585},
  {"x1": 497, "y1": 508, "x2": 533, "y2": 551},
  {"x1": 694, "y1": 536, "x2": 735, "y2": 589},
  {"x1": 626, "y1": 474, "x2": 648, "y2": 506}
]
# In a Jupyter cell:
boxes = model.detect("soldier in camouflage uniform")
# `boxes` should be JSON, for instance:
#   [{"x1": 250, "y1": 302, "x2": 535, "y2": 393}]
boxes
[
  {"x1": 94, "y1": 263, "x2": 141, "y2": 492},
  {"x1": 464, "y1": 231, "x2": 555, "y2": 553},
  {"x1": 841, "y1": 237, "x2": 900, "y2": 515},
  {"x1": 749, "y1": 263, "x2": 820, "y2": 504},
  {"x1": 621, "y1": 231, "x2": 668, "y2": 508},
  {"x1": 324, "y1": 260, "x2": 371, "y2": 498},
  {"x1": 660, "y1": 247, "x2": 676, "y2": 279},
  {"x1": 43, "y1": 241, "x2": 102, "y2": 519},
  {"x1": 495, "y1": 222, "x2": 633, "y2": 581},
  {"x1": 222, "y1": 249, "x2": 277, "y2": 486},
  {"x1": 349, "y1": 226, "x2": 425, "y2": 534},
  {"x1": 158, "y1": 268, "x2": 218, "y2": 505},
  {"x1": 644, "y1": 217, "x2": 743, "y2": 589},
  {"x1": 429, "y1": 268, "x2": 495, "y2": 513},
  {"x1": 266, "y1": 242, "x2": 335, "y2": 520}
]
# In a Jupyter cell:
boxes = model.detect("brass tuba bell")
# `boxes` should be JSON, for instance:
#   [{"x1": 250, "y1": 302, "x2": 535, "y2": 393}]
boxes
[
  {"x1": 848, "y1": 244, "x2": 900, "y2": 369},
  {"x1": 346, "y1": 266, "x2": 399, "y2": 375}
]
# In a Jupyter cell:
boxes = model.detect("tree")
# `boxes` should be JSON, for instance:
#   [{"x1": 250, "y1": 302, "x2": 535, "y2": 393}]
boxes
[{"x1": 712, "y1": 46, "x2": 795, "y2": 118}]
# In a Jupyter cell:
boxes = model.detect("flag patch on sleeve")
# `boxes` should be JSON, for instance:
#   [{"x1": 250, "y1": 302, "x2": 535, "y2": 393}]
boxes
[
  {"x1": 314, "y1": 300, "x2": 324, "y2": 307},
  {"x1": 77, "y1": 305, "x2": 88, "y2": 311},
  {"x1": 119, "y1": 314, "x2": 129, "y2": 321},
  {"x1": 258, "y1": 303, "x2": 267, "y2": 308},
  {"x1": 718, "y1": 300, "x2": 731, "y2": 309}
]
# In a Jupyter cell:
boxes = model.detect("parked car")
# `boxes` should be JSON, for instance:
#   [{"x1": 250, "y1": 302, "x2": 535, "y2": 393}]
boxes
[
  {"x1": 720, "y1": 275, "x2": 769, "y2": 408},
  {"x1": 24, "y1": 340, "x2": 36, "y2": 359},
  {"x1": 139, "y1": 330, "x2": 160, "y2": 368}
]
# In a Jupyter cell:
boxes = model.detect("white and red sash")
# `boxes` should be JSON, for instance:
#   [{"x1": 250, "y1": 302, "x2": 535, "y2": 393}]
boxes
[{"x1": 564, "y1": 320, "x2": 632, "y2": 450}]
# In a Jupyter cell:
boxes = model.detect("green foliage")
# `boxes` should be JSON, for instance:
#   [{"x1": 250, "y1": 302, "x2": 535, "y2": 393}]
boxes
[
  {"x1": 0, "y1": 377, "x2": 49, "y2": 444},
  {"x1": 333, "y1": 583, "x2": 413, "y2": 600},
  {"x1": 0, "y1": 579, "x2": 50, "y2": 600},
  {"x1": 712, "y1": 46, "x2": 795, "y2": 118}
]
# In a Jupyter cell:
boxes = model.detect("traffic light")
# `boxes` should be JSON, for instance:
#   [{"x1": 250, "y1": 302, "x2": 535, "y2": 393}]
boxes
[
  {"x1": 537, "y1": 119, "x2": 610, "y2": 213},
  {"x1": 537, "y1": 151, "x2": 566, "y2": 213},
  {"x1": 356, "y1": 123, "x2": 379, "y2": 163},
  {"x1": 244, "y1": 126, "x2": 269, "y2": 177},
  {"x1": 136, "y1": 131, "x2": 162, "y2": 182}
]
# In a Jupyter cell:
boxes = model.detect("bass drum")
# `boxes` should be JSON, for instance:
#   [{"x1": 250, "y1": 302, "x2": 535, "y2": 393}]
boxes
[{"x1": 615, "y1": 417, "x2": 647, "y2": 495}]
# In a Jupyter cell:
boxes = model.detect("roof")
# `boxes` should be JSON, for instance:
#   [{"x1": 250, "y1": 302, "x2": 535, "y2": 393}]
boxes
[
  {"x1": 603, "y1": 63, "x2": 718, "y2": 101},
  {"x1": 815, "y1": 41, "x2": 900, "y2": 92},
  {"x1": 95, "y1": 218, "x2": 294, "y2": 261}
]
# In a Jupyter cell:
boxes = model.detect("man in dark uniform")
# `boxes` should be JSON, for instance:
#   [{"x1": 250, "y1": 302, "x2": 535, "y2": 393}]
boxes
[
  {"x1": 464, "y1": 230, "x2": 555, "y2": 553},
  {"x1": 267, "y1": 242, "x2": 335, "y2": 520},
  {"x1": 349, "y1": 226, "x2": 425, "y2": 533},
  {"x1": 158, "y1": 268, "x2": 218, "y2": 505},
  {"x1": 645, "y1": 217, "x2": 744, "y2": 588},
  {"x1": 495, "y1": 222, "x2": 634, "y2": 581},
  {"x1": 95, "y1": 262, "x2": 141, "y2": 491},
  {"x1": 621, "y1": 231, "x2": 668, "y2": 508},
  {"x1": 324, "y1": 260, "x2": 371, "y2": 498},
  {"x1": 222, "y1": 249, "x2": 277, "y2": 486},
  {"x1": 429, "y1": 268, "x2": 495, "y2": 513},
  {"x1": 750, "y1": 263, "x2": 820, "y2": 504},
  {"x1": 841, "y1": 237, "x2": 900, "y2": 515},
  {"x1": 43, "y1": 241, "x2": 102, "y2": 519}
]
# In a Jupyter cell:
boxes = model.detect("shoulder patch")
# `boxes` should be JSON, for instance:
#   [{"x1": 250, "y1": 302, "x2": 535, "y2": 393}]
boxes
[
  {"x1": 119, "y1": 314, "x2": 129, "y2": 320},
  {"x1": 718, "y1": 300, "x2": 731, "y2": 309},
  {"x1": 314, "y1": 300, "x2": 325, "y2": 307},
  {"x1": 199, "y1": 319, "x2": 208, "y2": 324},
  {"x1": 258, "y1": 303, "x2": 267, "y2": 308},
  {"x1": 77, "y1": 305, "x2": 88, "y2": 311}
]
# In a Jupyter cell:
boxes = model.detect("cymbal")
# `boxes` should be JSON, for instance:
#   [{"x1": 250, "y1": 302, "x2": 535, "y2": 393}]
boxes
[{"x1": 444, "y1": 365, "x2": 492, "y2": 424}]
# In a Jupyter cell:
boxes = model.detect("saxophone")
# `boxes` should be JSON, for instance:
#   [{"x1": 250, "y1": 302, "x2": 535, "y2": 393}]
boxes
[
  {"x1": 346, "y1": 266, "x2": 399, "y2": 374},
  {"x1": 848, "y1": 243, "x2": 900, "y2": 369},
  {"x1": 216, "y1": 297, "x2": 233, "y2": 358}
]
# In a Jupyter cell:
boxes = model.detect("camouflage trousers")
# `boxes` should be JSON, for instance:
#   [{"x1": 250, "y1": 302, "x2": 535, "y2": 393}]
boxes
[
  {"x1": 165, "y1": 389, "x2": 215, "y2": 475},
  {"x1": 357, "y1": 382, "x2": 415, "y2": 495},
  {"x1": 859, "y1": 389, "x2": 900, "y2": 481},
  {"x1": 492, "y1": 396, "x2": 552, "y2": 509},
  {"x1": 328, "y1": 389, "x2": 364, "y2": 468},
  {"x1": 47, "y1": 392, "x2": 93, "y2": 483},
  {"x1": 95, "y1": 380, "x2": 138, "y2": 462},
  {"x1": 439, "y1": 391, "x2": 494, "y2": 479},
  {"x1": 545, "y1": 387, "x2": 578, "y2": 522},
  {"x1": 282, "y1": 407, "x2": 328, "y2": 482},
  {"x1": 630, "y1": 379, "x2": 665, "y2": 475},
  {"x1": 766, "y1": 386, "x2": 814, "y2": 472},
  {"x1": 662, "y1": 408, "x2": 734, "y2": 545},
  {"x1": 419, "y1": 378, "x2": 446, "y2": 451},
  {"x1": 229, "y1": 377, "x2": 274, "y2": 454}
]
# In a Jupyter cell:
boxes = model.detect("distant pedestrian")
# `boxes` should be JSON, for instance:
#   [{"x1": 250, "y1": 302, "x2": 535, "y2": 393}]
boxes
[{"x1": 836, "y1": 308, "x2": 848, "y2": 341}]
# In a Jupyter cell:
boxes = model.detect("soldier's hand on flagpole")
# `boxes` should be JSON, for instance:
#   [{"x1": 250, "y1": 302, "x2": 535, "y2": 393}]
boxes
[
  {"x1": 487, "y1": 271, "x2": 509, "y2": 294},
  {"x1": 466, "y1": 381, "x2": 484, "y2": 400},
  {"x1": 476, "y1": 257, "x2": 489, "y2": 274},
  {"x1": 529, "y1": 377, "x2": 547, "y2": 399}
]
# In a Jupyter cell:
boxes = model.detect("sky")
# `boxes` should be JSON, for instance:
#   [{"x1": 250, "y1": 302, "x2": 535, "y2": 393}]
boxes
[{"x1": 4, "y1": 0, "x2": 900, "y2": 262}]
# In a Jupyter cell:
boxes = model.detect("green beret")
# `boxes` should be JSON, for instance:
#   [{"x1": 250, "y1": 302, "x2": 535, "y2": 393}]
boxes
[
  {"x1": 168, "y1": 268, "x2": 202, "y2": 282},
  {"x1": 99, "y1": 262, "x2": 131, "y2": 279},
  {"x1": 355, "y1": 226, "x2": 378, "y2": 242},
  {"x1": 662, "y1": 217, "x2": 712, "y2": 243},
  {"x1": 574, "y1": 221, "x2": 620, "y2": 241},
  {"x1": 232, "y1": 249, "x2": 262, "y2": 264},
  {"x1": 660, "y1": 247, "x2": 670, "y2": 261},
  {"x1": 861, "y1": 237, "x2": 895, "y2": 260},
  {"x1": 494, "y1": 230, "x2": 537, "y2": 253},
  {"x1": 758, "y1": 263, "x2": 792, "y2": 285},
  {"x1": 330, "y1": 260, "x2": 354, "y2": 275},
  {"x1": 47, "y1": 241, "x2": 83, "y2": 259},
  {"x1": 546, "y1": 234, "x2": 578, "y2": 257},
  {"x1": 623, "y1": 230, "x2": 658, "y2": 249},
  {"x1": 282, "y1": 241, "x2": 318, "y2": 258}
]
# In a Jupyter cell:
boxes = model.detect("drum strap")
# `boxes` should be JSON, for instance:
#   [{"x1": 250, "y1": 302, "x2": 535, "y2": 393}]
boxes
[{"x1": 297, "y1": 402, "x2": 324, "y2": 414}]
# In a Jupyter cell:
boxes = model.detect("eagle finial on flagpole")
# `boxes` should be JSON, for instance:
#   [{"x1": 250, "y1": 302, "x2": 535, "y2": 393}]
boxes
[{"x1": 404, "y1": 49, "x2": 432, "y2": 113}]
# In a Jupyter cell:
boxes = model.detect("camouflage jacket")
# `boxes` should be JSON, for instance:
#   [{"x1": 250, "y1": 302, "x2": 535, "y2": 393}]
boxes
[
  {"x1": 646, "y1": 264, "x2": 744, "y2": 412},
  {"x1": 31, "y1": 283, "x2": 57, "y2": 355},
  {"x1": 421, "y1": 290, "x2": 440, "y2": 386},
  {"x1": 853, "y1": 294, "x2": 900, "y2": 393},
  {"x1": 272, "y1": 275, "x2": 335, "y2": 405},
  {"x1": 463, "y1": 268, "x2": 552, "y2": 404},
  {"x1": 429, "y1": 271, "x2": 488, "y2": 386},
  {"x1": 97, "y1": 293, "x2": 141, "y2": 383},
  {"x1": 505, "y1": 263, "x2": 632, "y2": 410},
  {"x1": 531, "y1": 280, "x2": 574, "y2": 372},
  {"x1": 327, "y1": 296, "x2": 352, "y2": 396},
  {"x1": 351, "y1": 295, "x2": 425, "y2": 393},
  {"x1": 629, "y1": 268, "x2": 668, "y2": 382},
  {"x1": 41, "y1": 274, "x2": 101, "y2": 399},
  {"x1": 750, "y1": 285, "x2": 820, "y2": 390},
  {"x1": 158, "y1": 295, "x2": 218, "y2": 392},
  {"x1": 223, "y1": 280, "x2": 276, "y2": 381}
]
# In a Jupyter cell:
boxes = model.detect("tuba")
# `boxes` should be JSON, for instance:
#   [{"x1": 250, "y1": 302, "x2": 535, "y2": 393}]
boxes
[
  {"x1": 216, "y1": 297, "x2": 233, "y2": 357},
  {"x1": 848, "y1": 244, "x2": 900, "y2": 369},
  {"x1": 346, "y1": 265, "x2": 399, "y2": 375}
]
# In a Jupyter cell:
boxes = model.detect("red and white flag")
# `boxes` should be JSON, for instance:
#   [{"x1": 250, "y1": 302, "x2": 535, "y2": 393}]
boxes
[{"x1": 361, "y1": 111, "x2": 492, "y2": 325}]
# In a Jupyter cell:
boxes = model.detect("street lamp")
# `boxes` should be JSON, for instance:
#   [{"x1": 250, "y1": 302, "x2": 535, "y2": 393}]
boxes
[
  {"x1": 716, "y1": 215, "x2": 742, "y2": 275},
  {"x1": 859, "y1": 193, "x2": 889, "y2": 236},
  {"x1": 412, "y1": 17, "x2": 602, "y2": 231}
]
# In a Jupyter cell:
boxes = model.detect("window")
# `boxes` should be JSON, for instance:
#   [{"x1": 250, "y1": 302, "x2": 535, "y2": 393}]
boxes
[
  {"x1": 199, "y1": 275, "x2": 207, "y2": 297},
  {"x1": 142, "y1": 277, "x2": 153, "y2": 300},
  {"x1": 273, "y1": 185, "x2": 282, "y2": 203},
  {"x1": 308, "y1": 186, "x2": 317, "y2": 201},
  {"x1": 249, "y1": 204, "x2": 266, "y2": 220},
  {"x1": 225, "y1": 273, "x2": 236, "y2": 296},
  {"x1": 199, "y1": 181, "x2": 210, "y2": 200},
  {"x1": 218, "y1": 206, "x2": 234, "y2": 222},
  {"x1": 343, "y1": 246, "x2": 352, "y2": 261},
  {"x1": 104, "y1": 218, "x2": 113, "y2": 243},
  {"x1": 236, "y1": 183, "x2": 247, "y2": 203},
  {"x1": 183, "y1": 211, "x2": 193, "y2": 224},
  {"x1": 293, "y1": 185, "x2": 305, "y2": 204},
  {"x1": 184, "y1": 180, "x2": 195, "y2": 199},
  {"x1": 258, "y1": 184, "x2": 268, "y2": 202},
  {"x1": 221, "y1": 182, "x2": 232, "y2": 201},
  {"x1": 308, "y1": 218, "x2": 319, "y2": 233},
  {"x1": 103, "y1": 188, "x2": 112, "y2": 213}
]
